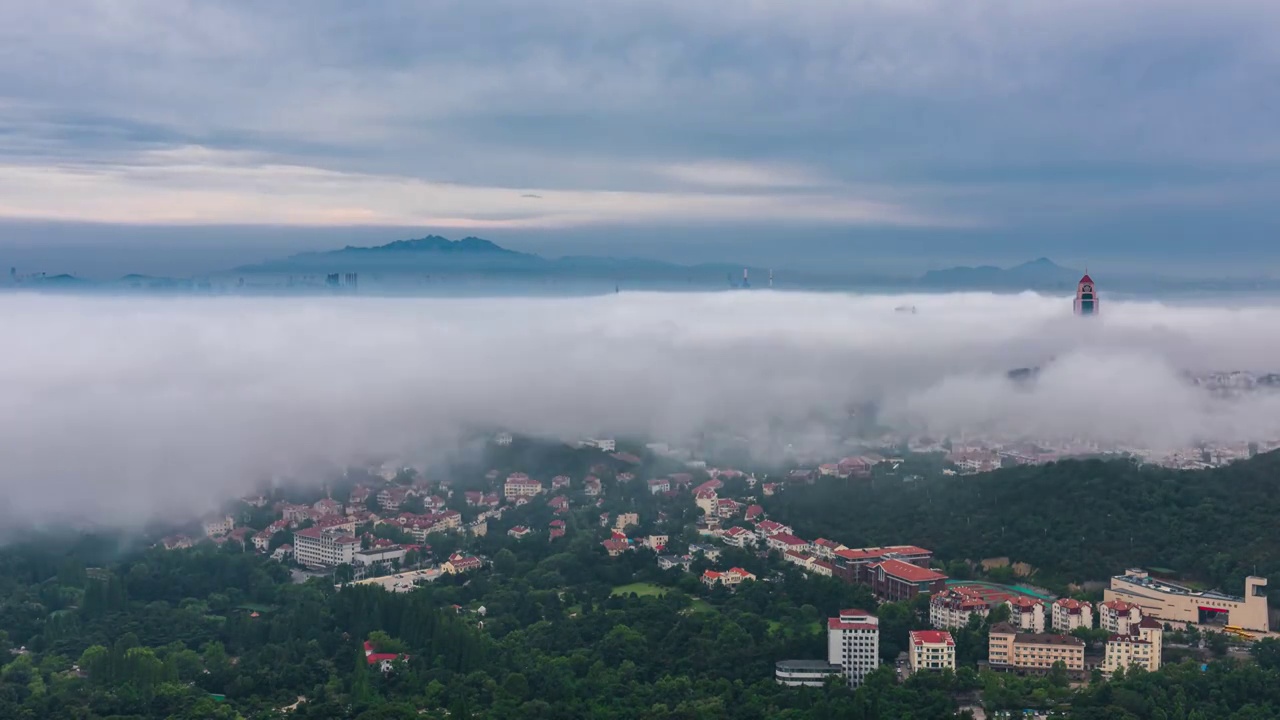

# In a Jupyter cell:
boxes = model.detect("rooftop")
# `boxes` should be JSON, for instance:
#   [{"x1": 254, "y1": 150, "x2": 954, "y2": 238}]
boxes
[
  {"x1": 910, "y1": 630, "x2": 956, "y2": 646},
  {"x1": 1113, "y1": 570, "x2": 1246, "y2": 602},
  {"x1": 874, "y1": 558, "x2": 947, "y2": 583},
  {"x1": 776, "y1": 659, "x2": 842, "y2": 672}
]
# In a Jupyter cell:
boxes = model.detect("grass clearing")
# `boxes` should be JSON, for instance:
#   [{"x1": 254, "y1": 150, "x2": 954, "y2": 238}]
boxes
[{"x1": 611, "y1": 582, "x2": 667, "y2": 597}]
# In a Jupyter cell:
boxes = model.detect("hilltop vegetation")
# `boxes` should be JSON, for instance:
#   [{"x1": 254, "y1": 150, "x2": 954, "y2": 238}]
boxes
[{"x1": 767, "y1": 451, "x2": 1280, "y2": 595}]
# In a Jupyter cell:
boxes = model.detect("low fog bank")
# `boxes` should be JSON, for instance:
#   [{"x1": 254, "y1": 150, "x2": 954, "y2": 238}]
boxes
[{"x1": 3, "y1": 290, "x2": 1280, "y2": 528}]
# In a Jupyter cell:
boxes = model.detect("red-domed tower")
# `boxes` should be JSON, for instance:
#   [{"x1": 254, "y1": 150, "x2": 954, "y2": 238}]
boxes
[{"x1": 1074, "y1": 273, "x2": 1097, "y2": 316}]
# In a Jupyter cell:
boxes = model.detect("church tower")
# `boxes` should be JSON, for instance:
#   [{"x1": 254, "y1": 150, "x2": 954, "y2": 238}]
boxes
[{"x1": 1074, "y1": 273, "x2": 1097, "y2": 316}]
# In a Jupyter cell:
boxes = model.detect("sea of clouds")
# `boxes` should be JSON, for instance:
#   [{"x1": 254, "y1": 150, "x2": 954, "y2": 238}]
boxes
[{"x1": 4, "y1": 290, "x2": 1280, "y2": 527}]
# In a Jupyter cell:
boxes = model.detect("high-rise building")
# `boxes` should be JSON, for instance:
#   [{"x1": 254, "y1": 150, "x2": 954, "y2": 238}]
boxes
[
  {"x1": 1074, "y1": 273, "x2": 1098, "y2": 316},
  {"x1": 827, "y1": 609, "x2": 880, "y2": 688}
]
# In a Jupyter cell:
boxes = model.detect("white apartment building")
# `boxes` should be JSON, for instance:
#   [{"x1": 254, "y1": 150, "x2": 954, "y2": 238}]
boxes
[
  {"x1": 908, "y1": 630, "x2": 956, "y2": 674},
  {"x1": 1052, "y1": 598, "x2": 1095, "y2": 633},
  {"x1": 929, "y1": 588, "x2": 991, "y2": 630},
  {"x1": 503, "y1": 474, "x2": 543, "y2": 499},
  {"x1": 828, "y1": 609, "x2": 880, "y2": 689},
  {"x1": 1103, "y1": 618, "x2": 1164, "y2": 674},
  {"x1": 1098, "y1": 599, "x2": 1144, "y2": 635},
  {"x1": 293, "y1": 527, "x2": 359, "y2": 568},
  {"x1": 1006, "y1": 598, "x2": 1047, "y2": 633},
  {"x1": 202, "y1": 515, "x2": 235, "y2": 538}
]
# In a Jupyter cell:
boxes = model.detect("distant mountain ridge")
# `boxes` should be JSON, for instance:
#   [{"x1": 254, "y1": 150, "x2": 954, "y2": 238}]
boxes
[
  {"x1": 921, "y1": 257, "x2": 1082, "y2": 289},
  {"x1": 234, "y1": 235, "x2": 771, "y2": 285}
]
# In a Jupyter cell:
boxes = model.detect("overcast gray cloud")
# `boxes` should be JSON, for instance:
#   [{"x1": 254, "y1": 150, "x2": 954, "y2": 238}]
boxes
[
  {"x1": 4, "y1": 291, "x2": 1280, "y2": 529},
  {"x1": 0, "y1": 0, "x2": 1277, "y2": 240}
]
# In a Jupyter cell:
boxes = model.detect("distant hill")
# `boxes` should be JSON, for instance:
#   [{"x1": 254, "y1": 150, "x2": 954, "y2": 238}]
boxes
[
  {"x1": 920, "y1": 257, "x2": 1081, "y2": 290},
  {"x1": 234, "y1": 235, "x2": 772, "y2": 286}
]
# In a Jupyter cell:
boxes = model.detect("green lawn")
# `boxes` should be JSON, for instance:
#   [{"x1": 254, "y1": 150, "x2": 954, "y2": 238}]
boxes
[
  {"x1": 611, "y1": 582, "x2": 667, "y2": 597},
  {"x1": 688, "y1": 599, "x2": 716, "y2": 614}
]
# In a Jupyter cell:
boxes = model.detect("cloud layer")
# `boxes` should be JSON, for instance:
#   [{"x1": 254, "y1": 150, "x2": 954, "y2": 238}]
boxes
[{"x1": 4, "y1": 290, "x2": 1280, "y2": 529}]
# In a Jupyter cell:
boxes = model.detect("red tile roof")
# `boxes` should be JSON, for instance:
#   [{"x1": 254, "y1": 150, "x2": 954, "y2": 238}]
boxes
[
  {"x1": 910, "y1": 630, "x2": 956, "y2": 646},
  {"x1": 873, "y1": 558, "x2": 946, "y2": 583}
]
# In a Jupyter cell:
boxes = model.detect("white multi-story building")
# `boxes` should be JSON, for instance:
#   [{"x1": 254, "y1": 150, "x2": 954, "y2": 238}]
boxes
[
  {"x1": 929, "y1": 588, "x2": 991, "y2": 630},
  {"x1": 1098, "y1": 599, "x2": 1144, "y2": 635},
  {"x1": 828, "y1": 609, "x2": 880, "y2": 689},
  {"x1": 202, "y1": 515, "x2": 235, "y2": 538},
  {"x1": 721, "y1": 526, "x2": 757, "y2": 548},
  {"x1": 503, "y1": 474, "x2": 543, "y2": 499},
  {"x1": 1103, "y1": 618, "x2": 1164, "y2": 674},
  {"x1": 1052, "y1": 598, "x2": 1095, "y2": 633},
  {"x1": 293, "y1": 527, "x2": 359, "y2": 568},
  {"x1": 1006, "y1": 597, "x2": 1048, "y2": 633},
  {"x1": 908, "y1": 630, "x2": 956, "y2": 674}
]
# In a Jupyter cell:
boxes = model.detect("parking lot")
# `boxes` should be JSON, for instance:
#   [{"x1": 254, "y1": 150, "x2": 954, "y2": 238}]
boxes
[{"x1": 349, "y1": 567, "x2": 442, "y2": 592}]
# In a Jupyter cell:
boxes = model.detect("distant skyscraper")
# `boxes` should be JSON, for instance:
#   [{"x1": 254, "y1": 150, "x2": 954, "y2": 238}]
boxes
[{"x1": 1074, "y1": 273, "x2": 1098, "y2": 316}]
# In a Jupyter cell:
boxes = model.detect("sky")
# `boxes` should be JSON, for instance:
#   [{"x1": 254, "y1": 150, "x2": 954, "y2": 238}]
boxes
[
  {"x1": 1, "y1": 1, "x2": 1279, "y2": 276},
  {"x1": 5, "y1": 290, "x2": 1280, "y2": 529}
]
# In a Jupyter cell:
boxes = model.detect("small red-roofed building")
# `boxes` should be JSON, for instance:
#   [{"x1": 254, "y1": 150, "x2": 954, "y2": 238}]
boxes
[
  {"x1": 647, "y1": 478, "x2": 670, "y2": 494},
  {"x1": 762, "y1": 482, "x2": 780, "y2": 496},
  {"x1": 551, "y1": 475, "x2": 572, "y2": 490},
  {"x1": 908, "y1": 630, "x2": 956, "y2": 673},
  {"x1": 363, "y1": 640, "x2": 408, "y2": 673},
  {"x1": 716, "y1": 498, "x2": 742, "y2": 518},
  {"x1": 765, "y1": 532, "x2": 810, "y2": 554},
  {"x1": 811, "y1": 538, "x2": 845, "y2": 558},
  {"x1": 602, "y1": 539, "x2": 630, "y2": 557},
  {"x1": 702, "y1": 566, "x2": 756, "y2": 588},
  {"x1": 744, "y1": 504, "x2": 764, "y2": 522},
  {"x1": 583, "y1": 476, "x2": 602, "y2": 496},
  {"x1": 508, "y1": 526, "x2": 531, "y2": 540},
  {"x1": 721, "y1": 526, "x2": 757, "y2": 548},
  {"x1": 754, "y1": 519, "x2": 792, "y2": 538}
]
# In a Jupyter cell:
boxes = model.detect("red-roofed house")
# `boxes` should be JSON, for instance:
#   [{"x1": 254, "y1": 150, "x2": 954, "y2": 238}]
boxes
[
  {"x1": 363, "y1": 640, "x2": 408, "y2": 673},
  {"x1": 313, "y1": 498, "x2": 343, "y2": 515},
  {"x1": 702, "y1": 566, "x2": 756, "y2": 588},
  {"x1": 754, "y1": 520, "x2": 792, "y2": 539},
  {"x1": 716, "y1": 498, "x2": 742, "y2": 518},
  {"x1": 721, "y1": 526, "x2": 757, "y2": 548},
  {"x1": 647, "y1": 478, "x2": 670, "y2": 494},
  {"x1": 812, "y1": 538, "x2": 845, "y2": 558},
  {"x1": 602, "y1": 539, "x2": 630, "y2": 557},
  {"x1": 908, "y1": 630, "x2": 956, "y2": 673},
  {"x1": 464, "y1": 490, "x2": 484, "y2": 507},
  {"x1": 766, "y1": 532, "x2": 810, "y2": 554},
  {"x1": 551, "y1": 475, "x2": 571, "y2": 490},
  {"x1": 508, "y1": 526, "x2": 532, "y2": 540},
  {"x1": 761, "y1": 483, "x2": 780, "y2": 496},
  {"x1": 864, "y1": 558, "x2": 947, "y2": 602},
  {"x1": 583, "y1": 476, "x2": 602, "y2": 496},
  {"x1": 744, "y1": 504, "x2": 764, "y2": 522}
]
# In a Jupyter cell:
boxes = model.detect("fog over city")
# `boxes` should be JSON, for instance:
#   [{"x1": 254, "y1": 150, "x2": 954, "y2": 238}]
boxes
[{"x1": 4, "y1": 290, "x2": 1280, "y2": 528}]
